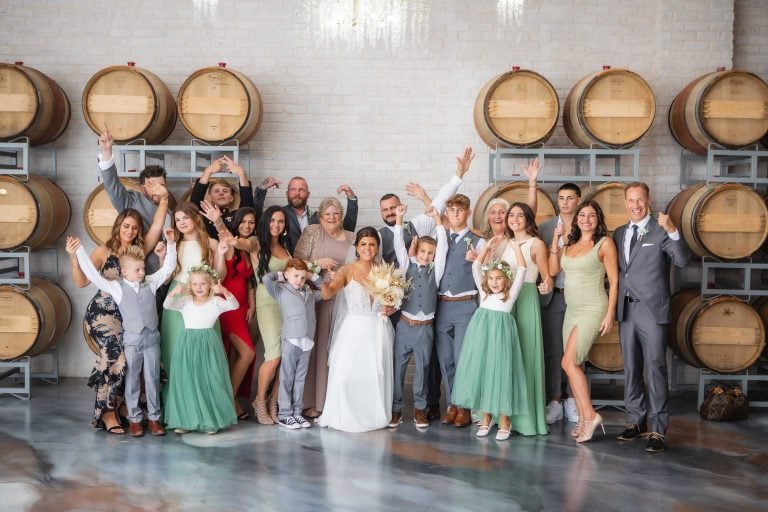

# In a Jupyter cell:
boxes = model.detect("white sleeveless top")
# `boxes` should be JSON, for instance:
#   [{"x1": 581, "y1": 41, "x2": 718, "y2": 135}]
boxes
[
  {"x1": 176, "y1": 240, "x2": 204, "y2": 283},
  {"x1": 501, "y1": 238, "x2": 539, "y2": 283}
]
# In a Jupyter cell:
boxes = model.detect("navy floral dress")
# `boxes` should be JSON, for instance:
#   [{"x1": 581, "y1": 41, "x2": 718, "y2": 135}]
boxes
[{"x1": 85, "y1": 255, "x2": 126, "y2": 428}]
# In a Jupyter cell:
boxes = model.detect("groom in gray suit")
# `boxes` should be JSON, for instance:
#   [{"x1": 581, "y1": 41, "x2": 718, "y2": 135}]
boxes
[{"x1": 613, "y1": 182, "x2": 689, "y2": 453}]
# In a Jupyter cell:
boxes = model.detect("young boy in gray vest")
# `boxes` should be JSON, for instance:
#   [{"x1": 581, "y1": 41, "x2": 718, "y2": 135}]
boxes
[
  {"x1": 262, "y1": 258, "x2": 323, "y2": 430},
  {"x1": 435, "y1": 193, "x2": 485, "y2": 428},
  {"x1": 388, "y1": 204, "x2": 446, "y2": 429},
  {"x1": 67, "y1": 229, "x2": 177, "y2": 437}
]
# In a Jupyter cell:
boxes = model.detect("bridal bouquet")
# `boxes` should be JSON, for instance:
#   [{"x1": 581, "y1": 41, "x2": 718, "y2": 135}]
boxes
[{"x1": 365, "y1": 263, "x2": 410, "y2": 310}]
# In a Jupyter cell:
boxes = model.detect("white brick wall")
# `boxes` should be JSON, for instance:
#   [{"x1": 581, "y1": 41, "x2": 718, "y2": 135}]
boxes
[{"x1": 2, "y1": 0, "x2": 763, "y2": 377}]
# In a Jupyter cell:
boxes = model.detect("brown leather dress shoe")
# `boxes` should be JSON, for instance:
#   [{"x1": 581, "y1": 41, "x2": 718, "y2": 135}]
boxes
[
  {"x1": 129, "y1": 421, "x2": 145, "y2": 437},
  {"x1": 414, "y1": 408, "x2": 430, "y2": 428},
  {"x1": 442, "y1": 405, "x2": 458, "y2": 424},
  {"x1": 453, "y1": 408, "x2": 472, "y2": 428},
  {"x1": 147, "y1": 420, "x2": 166, "y2": 436},
  {"x1": 388, "y1": 411, "x2": 403, "y2": 428}
]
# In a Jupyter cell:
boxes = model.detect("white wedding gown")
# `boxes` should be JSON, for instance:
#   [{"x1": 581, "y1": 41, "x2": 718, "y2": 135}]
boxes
[{"x1": 318, "y1": 280, "x2": 394, "y2": 433}]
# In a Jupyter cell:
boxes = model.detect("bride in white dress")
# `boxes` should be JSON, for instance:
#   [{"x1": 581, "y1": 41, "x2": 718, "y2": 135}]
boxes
[{"x1": 318, "y1": 227, "x2": 395, "y2": 433}]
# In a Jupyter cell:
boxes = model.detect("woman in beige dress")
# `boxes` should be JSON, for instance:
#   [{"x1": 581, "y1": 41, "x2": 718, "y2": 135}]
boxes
[{"x1": 293, "y1": 197, "x2": 355, "y2": 418}]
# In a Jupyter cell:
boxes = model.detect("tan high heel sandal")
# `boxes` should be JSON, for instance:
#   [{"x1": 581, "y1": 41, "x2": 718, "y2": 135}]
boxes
[
  {"x1": 269, "y1": 397, "x2": 279, "y2": 424},
  {"x1": 571, "y1": 417, "x2": 586, "y2": 438},
  {"x1": 252, "y1": 398, "x2": 274, "y2": 425}
]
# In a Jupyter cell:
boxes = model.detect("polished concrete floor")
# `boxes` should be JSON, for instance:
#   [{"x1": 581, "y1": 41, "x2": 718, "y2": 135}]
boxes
[{"x1": 1, "y1": 379, "x2": 768, "y2": 512}]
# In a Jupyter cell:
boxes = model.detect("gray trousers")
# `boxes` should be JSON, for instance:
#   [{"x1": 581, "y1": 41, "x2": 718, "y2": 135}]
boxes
[
  {"x1": 279, "y1": 340, "x2": 312, "y2": 420},
  {"x1": 435, "y1": 299, "x2": 477, "y2": 405},
  {"x1": 393, "y1": 321, "x2": 433, "y2": 412},
  {"x1": 541, "y1": 292, "x2": 568, "y2": 401},
  {"x1": 124, "y1": 331, "x2": 161, "y2": 423},
  {"x1": 619, "y1": 301, "x2": 670, "y2": 435}
]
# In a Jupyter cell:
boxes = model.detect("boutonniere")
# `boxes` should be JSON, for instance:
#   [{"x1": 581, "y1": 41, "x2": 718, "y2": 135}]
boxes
[
  {"x1": 638, "y1": 227, "x2": 650, "y2": 241},
  {"x1": 307, "y1": 261, "x2": 322, "y2": 275},
  {"x1": 403, "y1": 223, "x2": 412, "y2": 235},
  {"x1": 464, "y1": 238, "x2": 473, "y2": 250},
  {"x1": 428, "y1": 261, "x2": 435, "y2": 273}
]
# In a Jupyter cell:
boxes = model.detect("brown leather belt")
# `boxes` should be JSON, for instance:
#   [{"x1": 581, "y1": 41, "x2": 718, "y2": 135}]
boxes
[
  {"x1": 402, "y1": 316, "x2": 433, "y2": 326},
  {"x1": 438, "y1": 294, "x2": 477, "y2": 302}
]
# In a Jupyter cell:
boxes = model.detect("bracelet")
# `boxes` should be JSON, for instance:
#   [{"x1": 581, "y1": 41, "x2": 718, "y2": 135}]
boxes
[{"x1": 549, "y1": 249, "x2": 560, "y2": 254}]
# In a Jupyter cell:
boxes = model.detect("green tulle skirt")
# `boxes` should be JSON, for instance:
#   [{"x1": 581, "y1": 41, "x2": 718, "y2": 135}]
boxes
[
  {"x1": 163, "y1": 327, "x2": 237, "y2": 432},
  {"x1": 509, "y1": 283, "x2": 549, "y2": 435},
  {"x1": 452, "y1": 308, "x2": 528, "y2": 417}
]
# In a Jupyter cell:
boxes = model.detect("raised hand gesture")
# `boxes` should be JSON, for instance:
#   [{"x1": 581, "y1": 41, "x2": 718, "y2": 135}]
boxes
[
  {"x1": 456, "y1": 146, "x2": 475, "y2": 178},
  {"x1": 99, "y1": 124, "x2": 114, "y2": 160},
  {"x1": 163, "y1": 226, "x2": 176, "y2": 243},
  {"x1": 337, "y1": 184, "x2": 356, "y2": 199},
  {"x1": 522, "y1": 158, "x2": 541, "y2": 186},
  {"x1": 658, "y1": 212, "x2": 676, "y2": 233},
  {"x1": 258, "y1": 176, "x2": 281, "y2": 190},
  {"x1": 221, "y1": 155, "x2": 245, "y2": 179},
  {"x1": 200, "y1": 200, "x2": 222, "y2": 224},
  {"x1": 65, "y1": 235, "x2": 81, "y2": 254}
]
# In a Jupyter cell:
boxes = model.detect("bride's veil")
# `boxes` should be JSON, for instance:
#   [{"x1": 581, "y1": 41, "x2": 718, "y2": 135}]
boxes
[{"x1": 327, "y1": 229, "x2": 383, "y2": 360}]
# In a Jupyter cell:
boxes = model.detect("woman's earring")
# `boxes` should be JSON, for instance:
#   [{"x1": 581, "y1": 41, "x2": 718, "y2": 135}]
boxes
[{"x1": 355, "y1": 251, "x2": 359, "y2": 258}]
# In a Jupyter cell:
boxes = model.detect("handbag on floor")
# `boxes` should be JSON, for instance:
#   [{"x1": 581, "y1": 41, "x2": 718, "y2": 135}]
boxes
[{"x1": 699, "y1": 384, "x2": 749, "y2": 421}]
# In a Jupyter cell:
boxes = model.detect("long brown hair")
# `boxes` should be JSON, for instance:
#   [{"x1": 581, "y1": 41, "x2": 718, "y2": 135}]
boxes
[
  {"x1": 106, "y1": 208, "x2": 145, "y2": 256},
  {"x1": 505, "y1": 202, "x2": 541, "y2": 239},
  {"x1": 172, "y1": 202, "x2": 212, "y2": 274},
  {"x1": 568, "y1": 200, "x2": 608, "y2": 245}
]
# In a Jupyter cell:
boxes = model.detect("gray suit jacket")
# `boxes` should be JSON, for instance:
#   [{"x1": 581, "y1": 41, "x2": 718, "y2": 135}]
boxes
[
  {"x1": 262, "y1": 271, "x2": 323, "y2": 340},
  {"x1": 613, "y1": 218, "x2": 690, "y2": 324},
  {"x1": 101, "y1": 163, "x2": 157, "y2": 231}
]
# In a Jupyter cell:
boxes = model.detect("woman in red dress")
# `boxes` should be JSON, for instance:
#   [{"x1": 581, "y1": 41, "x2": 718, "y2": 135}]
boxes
[{"x1": 216, "y1": 206, "x2": 259, "y2": 420}]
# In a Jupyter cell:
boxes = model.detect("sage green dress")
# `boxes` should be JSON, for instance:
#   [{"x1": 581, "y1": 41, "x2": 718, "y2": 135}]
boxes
[
  {"x1": 256, "y1": 256, "x2": 288, "y2": 362},
  {"x1": 561, "y1": 237, "x2": 608, "y2": 364}
]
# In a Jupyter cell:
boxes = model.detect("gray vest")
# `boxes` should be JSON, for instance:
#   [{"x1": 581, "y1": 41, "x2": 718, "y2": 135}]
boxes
[
  {"x1": 379, "y1": 222, "x2": 415, "y2": 267},
  {"x1": 402, "y1": 262, "x2": 439, "y2": 316},
  {"x1": 118, "y1": 280, "x2": 160, "y2": 346},
  {"x1": 439, "y1": 231, "x2": 482, "y2": 294}
]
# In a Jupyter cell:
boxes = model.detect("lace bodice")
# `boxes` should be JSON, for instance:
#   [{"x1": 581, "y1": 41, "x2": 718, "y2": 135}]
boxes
[
  {"x1": 344, "y1": 280, "x2": 378, "y2": 317},
  {"x1": 176, "y1": 240, "x2": 204, "y2": 283}
]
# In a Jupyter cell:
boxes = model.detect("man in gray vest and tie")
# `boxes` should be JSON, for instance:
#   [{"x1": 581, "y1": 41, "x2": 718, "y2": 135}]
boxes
[
  {"x1": 68, "y1": 228, "x2": 178, "y2": 438},
  {"x1": 436, "y1": 193, "x2": 485, "y2": 428},
  {"x1": 613, "y1": 182, "x2": 689, "y2": 453}
]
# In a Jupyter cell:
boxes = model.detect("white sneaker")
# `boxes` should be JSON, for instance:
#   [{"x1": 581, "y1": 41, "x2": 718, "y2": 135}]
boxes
[
  {"x1": 564, "y1": 398, "x2": 580, "y2": 423},
  {"x1": 545, "y1": 400, "x2": 563, "y2": 424}
]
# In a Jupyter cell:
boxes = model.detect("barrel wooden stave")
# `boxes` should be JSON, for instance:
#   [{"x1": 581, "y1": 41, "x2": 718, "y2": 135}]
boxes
[
  {"x1": 587, "y1": 324, "x2": 623, "y2": 372},
  {"x1": 669, "y1": 70, "x2": 768, "y2": 155},
  {"x1": 473, "y1": 182, "x2": 556, "y2": 231},
  {"x1": 474, "y1": 69, "x2": 559, "y2": 148},
  {"x1": 0, "y1": 62, "x2": 71, "y2": 146},
  {"x1": 0, "y1": 277, "x2": 71, "y2": 361},
  {"x1": 82, "y1": 65, "x2": 176, "y2": 144},
  {"x1": 564, "y1": 68, "x2": 656, "y2": 148},
  {"x1": 580, "y1": 182, "x2": 630, "y2": 235},
  {"x1": 669, "y1": 183, "x2": 768, "y2": 260},
  {"x1": 178, "y1": 66, "x2": 262, "y2": 144},
  {"x1": 0, "y1": 175, "x2": 71, "y2": 250},
  {"x1": 670, "y1": 290, "x2": 765, "y2": 373}
]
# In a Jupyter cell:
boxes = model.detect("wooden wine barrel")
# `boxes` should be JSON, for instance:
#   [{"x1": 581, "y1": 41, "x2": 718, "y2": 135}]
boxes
[
  {"x1": 667, "y1": 183, "x2": 768, "y2": 260},
  {"x1": 564, "y1": 66, "x2": 656, "y2": 148},
  {"x1": 82, "y1": 63, "x2": 176, "y2": 144},
  {"x1": 754, "y1": 297, "x2": 768, "y2": 359},
  {"x1": 0, "y1": 277, "x2": 72, "y2": 361},
  {"x1": 670, "y1": 290, "x2": 765, "y2": 373},
  {"x1": 587, "y1": 324, "x2": 623, "y2": 372},
  {"x1": 179, "y1": 179, "x2": 241, "y2": 209},
  {"x1": 473, "y1": 182, "x2": 556, "y2": 230},
  {"x1": 474, "y1": 68, "x2": 559, "y2": 148},
  {"x1": 669, "y1": 69, "x2": 768, "y2": 155},
  {"x1": 0, "y1": 62, "x2": 71, "y2": 146},
  {"x1": 0, "y1": 175, "x2": 71, "y2": 250},
  {"x1": 82, "y1": 178, "x2": 155, "y2": 245},
  {"x1": 580, "y1": 182, "x2": 630, "y2": 234},
  {"x1": 178, "y1": 63, "x2": 263, "y2": 144}
]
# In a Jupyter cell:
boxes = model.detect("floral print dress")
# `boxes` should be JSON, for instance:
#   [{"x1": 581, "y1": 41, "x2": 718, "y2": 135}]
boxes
[{"x1": 85, "y1": 255, "x2": 126, "y2": 427}]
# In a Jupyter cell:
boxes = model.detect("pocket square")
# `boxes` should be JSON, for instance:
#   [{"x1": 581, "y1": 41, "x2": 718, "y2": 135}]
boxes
[{"x1": 641, "y1": 243, "x2": 655, "y2": 247}]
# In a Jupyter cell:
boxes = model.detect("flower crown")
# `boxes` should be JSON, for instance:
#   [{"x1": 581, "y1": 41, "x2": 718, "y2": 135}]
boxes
[
  {"x1": 189, "y1": 263, "x2": 219, "y2": 281},
  {"x1": 480, "y1": 259, "x2": 515, "y2": 280}
]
